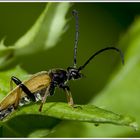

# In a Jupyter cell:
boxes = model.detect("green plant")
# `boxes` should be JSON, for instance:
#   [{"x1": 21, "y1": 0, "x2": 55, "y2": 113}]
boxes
[{"x1": 0, "y1": 2, "x2": 139, "y2": 138}]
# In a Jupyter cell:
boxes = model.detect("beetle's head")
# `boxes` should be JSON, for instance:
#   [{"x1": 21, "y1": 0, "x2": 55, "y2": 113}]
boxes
[{"x1": 67, "y1": 67, "x2": 83, "y2": 80}]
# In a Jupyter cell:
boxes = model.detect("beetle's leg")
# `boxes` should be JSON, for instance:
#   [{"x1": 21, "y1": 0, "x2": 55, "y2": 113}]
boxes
[
  {"x1": 39, "y1": 82, "x2": 56, "y2": 112},
  {"x1": 49, "y1": 82, "x2": 56, "y2": 96},
  {"x1": 39, "y1": 85, "x2": 50, "y2": 112},
  {"x1": 65, "y1": 87, "x2": 74, "y2": 107},
  {"x1": 11, "y1": 76, "x2": 36, "y2": 102},
  {"x1": 59, "y1": 84, "x2": 74, "y2": 107},
  {"x1": 9, "y1": 77, "x2": 22, "y2": 109}
]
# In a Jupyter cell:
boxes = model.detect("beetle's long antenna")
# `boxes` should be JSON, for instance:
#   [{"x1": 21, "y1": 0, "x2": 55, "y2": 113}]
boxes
[
  {"x1": 78, "y1": 47, "x2": 124, "y2": 71},
  {"x1": 72, "y1": 10, "x2": 79, "y2": 68}
]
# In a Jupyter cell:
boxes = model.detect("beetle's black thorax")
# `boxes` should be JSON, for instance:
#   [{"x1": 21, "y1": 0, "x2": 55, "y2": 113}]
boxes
[{"x1": 49, "y1": 69, "x2": 68, "y2": 85}]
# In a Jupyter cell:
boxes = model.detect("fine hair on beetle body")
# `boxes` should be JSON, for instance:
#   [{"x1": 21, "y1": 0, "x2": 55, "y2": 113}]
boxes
[{"x1": 0, "y1": 10, "x2": 124, "y2": 120}]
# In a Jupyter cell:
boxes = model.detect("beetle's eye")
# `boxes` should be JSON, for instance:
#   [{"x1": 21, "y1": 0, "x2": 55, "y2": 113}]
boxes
[
  {"x1": 71, "y1": 71, "x2": 81, "y2": 79},
  {"x1": 72, "y1": 71, "x2": 76, "y2": 76},
  {"x1": 67, "y1": 67, "x2": 81, "y2": 80}
]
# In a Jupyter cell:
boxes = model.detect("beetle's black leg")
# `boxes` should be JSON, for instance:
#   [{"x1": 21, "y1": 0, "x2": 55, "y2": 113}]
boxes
[
  {"x1": 10, "y1": 76, "x2": 23, "y2": 109},
  {"x1": 11, "y1": 76, "x2": 36, "y2": 102},
  {"x1": 49, "y1": 82, "x2": 56, "y2": 96},
  {"x1": 59, "y1": 84, "x2": 74, "y2": 107}
]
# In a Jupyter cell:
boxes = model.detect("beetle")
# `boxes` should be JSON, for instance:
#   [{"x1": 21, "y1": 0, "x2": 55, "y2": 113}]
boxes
[{"x1": 0, "y1": 10, "x2": 124, "y2": 120}]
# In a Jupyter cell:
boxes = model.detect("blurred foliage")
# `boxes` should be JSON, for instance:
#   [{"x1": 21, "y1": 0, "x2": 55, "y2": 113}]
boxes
[
  {"x1": 0, "y1": 2, "x2": 71, "y2": 70},
  {"x1": 0, "y1": 2, "x2": 140, "y2": 138}
]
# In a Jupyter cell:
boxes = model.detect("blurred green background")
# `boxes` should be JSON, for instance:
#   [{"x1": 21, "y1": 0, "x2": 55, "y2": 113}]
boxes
[
  {"x1": 0, "y1": 2, "x2": 140, "y2": 137},
  {"x1": 0, "y1": 2, "x2": 138, "y2": 104}
]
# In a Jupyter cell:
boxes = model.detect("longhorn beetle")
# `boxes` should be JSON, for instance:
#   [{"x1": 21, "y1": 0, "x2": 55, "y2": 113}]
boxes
[{"x1": 0, "y1": 10, "x2": 124, "y2": 120}]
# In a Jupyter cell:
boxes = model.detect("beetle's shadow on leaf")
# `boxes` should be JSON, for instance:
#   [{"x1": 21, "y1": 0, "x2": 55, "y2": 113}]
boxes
[{"x1": 2, "y1": 114, "x2": 60, "y2": 137}]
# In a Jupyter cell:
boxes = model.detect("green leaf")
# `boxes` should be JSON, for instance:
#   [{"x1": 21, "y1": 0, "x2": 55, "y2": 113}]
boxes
[
  {"x1": 0, "y1": 2, "x2": 71, "y2": 70},
  {"x1": 0, "y1": 56, "x2": 138, "y2": 137},
  {"x1": 0, "y1": 102, "x2": 137, "y2": 137},
  {"x1": 0, "y1": 66, "x2": 60, "y2": 137},
  {"x1": 1, "y1": 115, "x2": 60, "y2": 137},
  {"x1": 79, "y1": 17, "x2": 140, "y2": 137},
  {"x1": 15, "y1": 2, "x2": 71, "y2": 51},
  {"x1": 0, "y1": 66, "x2": 27, "y2": 100}
]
